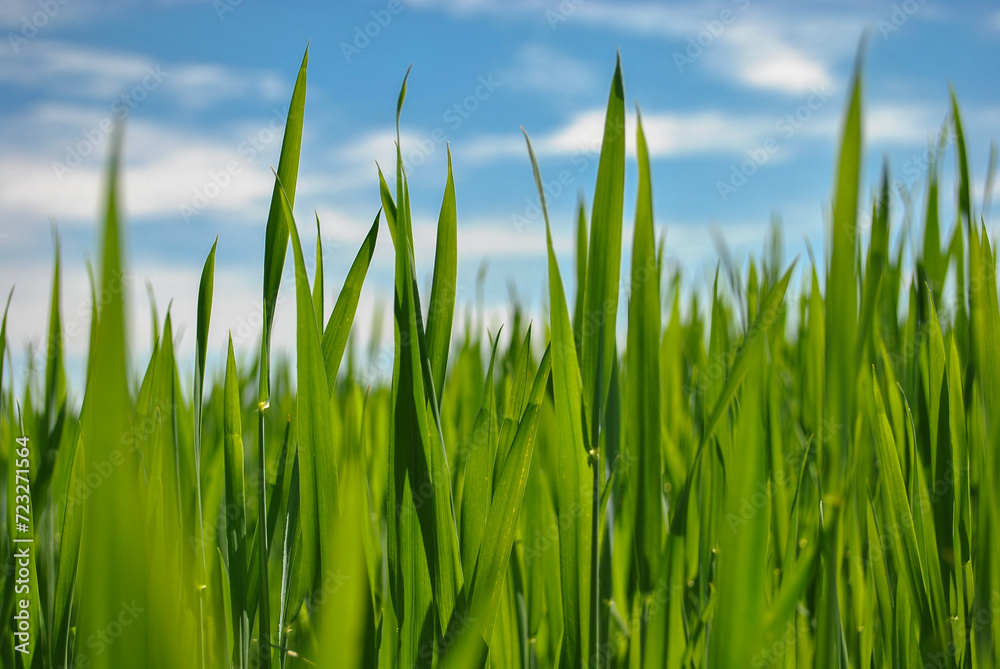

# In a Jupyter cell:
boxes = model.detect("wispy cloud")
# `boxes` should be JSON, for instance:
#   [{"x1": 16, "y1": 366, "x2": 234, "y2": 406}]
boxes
[
  {"x1": 450, "y1": 97, "x2": 952, "y2": 171},
  {"x1": 456, "y1": 108, "x2": 795, "y2": 164},
  {"x1": 0, "y1": 106, "x2": 285, "y2": 225},
  {"x1": 501, "y1": 44, "x2": 600, "y2": 97},
  {"x1": 404, "y1": 0, "x2": 859, "y2": 95},
  {"x1": 0, "y1": 0, "x2": 94, "y2": 31},
  {"x1": 0, "y1": 40, "x2": 287, "y2": 108}
]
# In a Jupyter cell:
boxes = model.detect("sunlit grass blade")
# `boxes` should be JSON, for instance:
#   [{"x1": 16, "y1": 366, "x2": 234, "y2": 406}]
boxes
[
  {"x1": 627, "y1": 108, "x2": 663, "y2": 594},
  {"x1": 425, "y1": 146, "x2": 457, "y2": 400},
  {"x1": 950, "y1": 89, "x2": 973, "y2": 233},
  {"x1": 317, "y1": 412, "x2": 378, "y2": 668},
  {"x1": 448, "y1": 346, "x2": 551, "y2": 657},
  {"x1": 321, "y1": 211, "x2": 380, "y2": 391},
  {"x1": 377, "y1": 164, "x2": 398, "y2": 247},
  {"x1": 312, "y1": 214, "x2": 324, "y2": 324},
  {"x1": 192, "y1": 236, "x2": 217, "y2": 669},
  {"x1": 245, "y1": 420, "x2": 291, "y2": 637},
  {"x1": 825, "y1": 41, "x2": 863, "y2": 495},
  {"x1": 255, "y1": 49, "x2": 308, "y2": 669},
  {"x1": 43, "y1": 226, "x2": 65, "y2": 436},
  {"x1": 573, "y1": 196, "x2": 587, "y2": 355},
  {"x1": 867, "y1": 371, "x2": 931, "y2": 630},
  {"x1": 259, "y1": 45, "x2": 308, "y2": 407},
  {"x1": 273, "y1": 172, "x2": 340, "y2": 611},
  {"x1": 710, "y1": 333, "x2": 768, "y2": 666},
  {"x1": 579, "y1": 55, "x2": 625, "y2": 660},
  {"x1": 670, "y1": 263, "x2": 794, "y2": 535},
  {"x1": 460, "y1": 333, "x2": 500, "y2": 578},
  {"x1": 524, "y1": 128, "x2": 592, "y2": 668},
  {"x1": 390, "y1": 70, "x2": 464, "y2": 648}
]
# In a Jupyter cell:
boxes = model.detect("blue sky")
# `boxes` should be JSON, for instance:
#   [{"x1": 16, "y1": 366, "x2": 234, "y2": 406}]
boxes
[{"x1": 1, "y1": 0, "x2": 998, "y2": 389}]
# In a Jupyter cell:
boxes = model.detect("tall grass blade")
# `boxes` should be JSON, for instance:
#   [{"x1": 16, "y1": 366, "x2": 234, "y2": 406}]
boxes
[
  {"x1": 524, "y1": 128, "x2": 592, "y2": 669},
  {"x1": 627, "y1": 108, "x2": 663, "y2": 594},
  {"x1": 425, "y1": 146, "x2": 458, "y2": 400}
]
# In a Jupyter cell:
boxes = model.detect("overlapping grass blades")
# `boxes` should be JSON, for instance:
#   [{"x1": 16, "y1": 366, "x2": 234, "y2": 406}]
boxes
[{"x1": 0, "y1": 46, "x2": 998, "y2": 669}]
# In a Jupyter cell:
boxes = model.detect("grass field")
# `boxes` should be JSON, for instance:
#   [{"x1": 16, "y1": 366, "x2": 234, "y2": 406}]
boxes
[{"x1": 2, "y1": 47, "x2": 999, "y2": 668}]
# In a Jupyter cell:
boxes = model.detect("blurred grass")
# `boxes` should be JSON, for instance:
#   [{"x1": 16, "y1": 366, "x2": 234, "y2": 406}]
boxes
[{"x1": 1, "y1": 47, "x2": 998, "y2": 669}]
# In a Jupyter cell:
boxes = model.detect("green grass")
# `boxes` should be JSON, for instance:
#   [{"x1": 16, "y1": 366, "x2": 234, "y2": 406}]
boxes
[{"x1": 1, "y1": 47, "x2": 999, "y2": 668}]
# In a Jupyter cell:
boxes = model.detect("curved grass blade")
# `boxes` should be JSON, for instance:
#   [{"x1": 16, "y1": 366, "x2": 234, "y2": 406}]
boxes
[
  {"x1": 524, "y1": 128, "x2": 592, "y2": 668},
  {"x1": 321, "y1": 210, "x2": 380, "y2": 392},
  {"x1": 669, "y1": 262, "x2": 795, "y2": 535},
  {"x1": 446, "y1": 346, "x2": 551, "y2": 658}
]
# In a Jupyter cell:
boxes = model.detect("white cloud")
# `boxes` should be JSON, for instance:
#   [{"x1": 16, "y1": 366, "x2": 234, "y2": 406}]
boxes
[
  {"x1": 0, "y1": 40, "x2": 286, "y2": 108},
  {"x1": 404, "y1": 0, "x2": 863, "y2": 95},
  {"x1": 865, "y1": 103, "x2": 946, "y2": 145},
  {"x1": 453, "y1": 96, "x2": 953, "y2": 167},
  {"x1": 0, "y1": 104, "x2": 289, "y2": 226},
  {"x1": 718, "y1": 23, "x2": 837, "y2": 94},
  {"x1": 501, "y1": 44, "x2": 601, "y2": 96},
  {"x1": 457, "y1": 108, "x2": 794, "y2": 164}
]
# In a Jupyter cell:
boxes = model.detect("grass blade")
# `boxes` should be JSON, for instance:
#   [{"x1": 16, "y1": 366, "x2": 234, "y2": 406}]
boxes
[
  {"x1": 627, "y1": 108, "x2": 663, "y2": 594},
  {"x1": 321, "y1": 211, "x2": 380, "y2": 391},
  {"x1": 425, "y1": 146, "x2": 458, "y2": 400},
  {"x1": 193, "y1": 237, "x2": 217, "y2": 669},
  {"x1": 524, "y1": 128, "x2": 592, "y2": 669},
  {"x1": 223, "y1": 336, "x2": 250, "y2": 667},
  {"x1": 259, "y1": 45, "x2": 308, "y2": 407}
]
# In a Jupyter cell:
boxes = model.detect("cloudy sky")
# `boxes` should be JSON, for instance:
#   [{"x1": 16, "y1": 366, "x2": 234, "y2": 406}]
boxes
[{"x1": 1, "y1": 0, "x2": 998, "y2": 390}]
